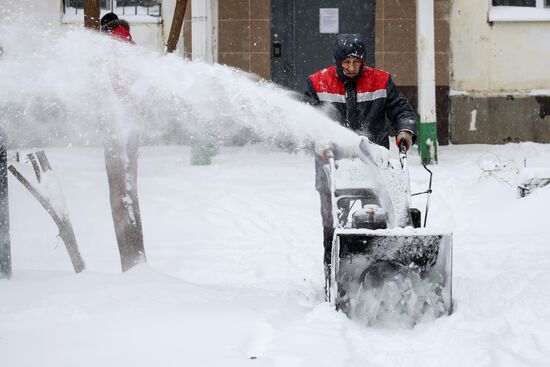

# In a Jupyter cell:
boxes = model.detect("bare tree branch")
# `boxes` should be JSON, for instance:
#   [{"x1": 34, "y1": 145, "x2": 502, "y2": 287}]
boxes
[
  {"x1": 166, "y1": 0, "x2": 189, "y2": 53},
  {"x1": 27, "y1": 153, "x2": 41, "y2": 183},
  {"x1": 8, "y1": 158, "x2": 85, "y2": 273}
]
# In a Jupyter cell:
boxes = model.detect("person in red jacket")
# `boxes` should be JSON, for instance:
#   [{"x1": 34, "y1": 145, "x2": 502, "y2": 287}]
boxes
[
  {"x1": 303, "y1": 34, "x2": 418, "y2": 289},
  {"x1": 99, "y1": 12, "x2": 135, "y2": 97},
  {"x1": 100, "y1": 12, "x2": 134, "y2": 44}
]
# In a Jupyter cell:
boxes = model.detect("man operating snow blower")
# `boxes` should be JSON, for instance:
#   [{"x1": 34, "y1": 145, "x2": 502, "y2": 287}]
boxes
[
  {"x1": 303, "y1": 35, "x2": 452, "y2": 325},
  {"x1": 303, "y1": 34, "x2": 417, "y2": 291}
]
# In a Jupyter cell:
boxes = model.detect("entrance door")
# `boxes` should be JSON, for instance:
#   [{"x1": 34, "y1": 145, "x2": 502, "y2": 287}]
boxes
[{"x1": 271, "y1": 0, "x2": 375, "y2": 93}]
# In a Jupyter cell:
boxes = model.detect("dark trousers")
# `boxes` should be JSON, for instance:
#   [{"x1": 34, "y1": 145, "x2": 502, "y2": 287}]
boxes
[{"x1": 319, "y1": 191, "x2": 334, "y2": 268}]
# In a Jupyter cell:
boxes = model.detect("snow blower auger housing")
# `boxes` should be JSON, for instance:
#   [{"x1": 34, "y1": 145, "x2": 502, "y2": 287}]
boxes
[{"x1": 324, "y1": 138, "x2": 452, "y2": 324}]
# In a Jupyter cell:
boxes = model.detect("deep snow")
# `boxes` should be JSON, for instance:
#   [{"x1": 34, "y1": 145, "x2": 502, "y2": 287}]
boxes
[
  {"x1": 1, "y1": 143, "x2": 550, "y2": 367},
  {"x1": 0, "y1": 14, "x2": 549, "y2": 367}
]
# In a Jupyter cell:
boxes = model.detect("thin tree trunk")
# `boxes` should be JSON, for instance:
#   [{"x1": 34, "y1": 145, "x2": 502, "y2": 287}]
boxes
[
  {"x1": 8, "y1": 152, "x2": 85, "y2": 273},
  {"x1": 84, "y1": 0, "x2": 101, "y2": 30},
  {"x1": 104, "y1": 131, "x2": 145, "y2": 272},
  {"x1": 0, "y1": 130, "x2": 11, "y2": 279},
  {"x1": 166, "y1": 0, "x2": 189, "y2": 53}
]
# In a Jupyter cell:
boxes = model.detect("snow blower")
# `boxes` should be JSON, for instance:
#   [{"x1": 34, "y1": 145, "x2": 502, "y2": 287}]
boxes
[{"x1": 324, "y1": 137, "x2": 452, "y2": 325}]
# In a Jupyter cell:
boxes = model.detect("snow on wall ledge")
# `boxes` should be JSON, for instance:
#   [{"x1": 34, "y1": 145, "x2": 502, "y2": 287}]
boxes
[
  {"x1": 489, "y1": 6, "x2": 550, "y2": 22},
  {"x1": 450, "y1": 1, "x2": 550, "y2": 93},
  {"x1": 450, "y1": 89, "x2": 550, "y2": 98}
]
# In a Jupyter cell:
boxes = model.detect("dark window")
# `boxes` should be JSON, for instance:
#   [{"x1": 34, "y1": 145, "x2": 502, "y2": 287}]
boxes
[
  {"x1": 116, "y1": 0, "x2": 160, "y2": 15},
  {"x1": 63, "y1": 0, "x2": 161, "y2": 16},
  {"x1": 118, "y1": 0, "x2": 159, "y2": 6},
  {"x1": 492, "y1": 0, "x2": 536, "y2": 6},
  {"x1": 65, "y1": 0, "x2": 110, "y2": 8}
]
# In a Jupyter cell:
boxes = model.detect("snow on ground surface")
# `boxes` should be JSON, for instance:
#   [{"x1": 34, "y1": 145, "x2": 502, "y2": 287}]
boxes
[
  {"x1": 1, "y1": 14, "x2": 549, "y2": 366},
  {"x1": 2, "y1": 142, "x2": 550, "y2": 367}
]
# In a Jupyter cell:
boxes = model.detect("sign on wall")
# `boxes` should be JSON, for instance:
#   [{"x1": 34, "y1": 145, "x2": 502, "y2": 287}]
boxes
[{"x1": 319, "y1": 8, "x2": 339, "y2": 33}]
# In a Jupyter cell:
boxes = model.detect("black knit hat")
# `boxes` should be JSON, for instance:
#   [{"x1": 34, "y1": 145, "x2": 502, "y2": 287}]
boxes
[
  {"x1": 100, "y1": 12, "x2": 119, "y2": 30},
  {"x1": 333, "y1": 34, "x2": 365, "y2": 63}
]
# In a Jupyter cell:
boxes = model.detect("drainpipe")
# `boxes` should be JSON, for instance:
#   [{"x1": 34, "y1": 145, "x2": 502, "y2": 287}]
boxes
[
  {"x1": 191, "y1": 0, "x2": 217, "y2": 63},
  {"x1": 0, "y1": 128, "x2": 11, "y2": 279},
  {"x1": 416, "y1": 0, "x2": 438, "y2": 164},
  {"x1": 190, "y1": 0, "x2": 218, "y2": 165}
]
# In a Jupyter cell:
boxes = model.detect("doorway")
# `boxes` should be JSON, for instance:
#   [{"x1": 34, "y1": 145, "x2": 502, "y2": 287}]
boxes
[{"x1": 271, "y1": 0, "x2": 376, "y2": 93}]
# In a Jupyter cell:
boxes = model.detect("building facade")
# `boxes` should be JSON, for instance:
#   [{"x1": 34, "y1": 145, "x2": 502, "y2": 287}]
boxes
[
  {"x1": 4, "y1": 0, "x2": 550, "y2": 144},
  {"x1": 450, "y1": 0, "x2": 550, "y2": 144}
]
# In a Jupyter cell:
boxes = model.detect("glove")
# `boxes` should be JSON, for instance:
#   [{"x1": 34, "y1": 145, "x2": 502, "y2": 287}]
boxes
[
  {"x1": 396, "y1": 130, "x2": 413, "y2": 151},
  {"x1": 314, "y1": 141, "x2": 335, "y2": 160}
]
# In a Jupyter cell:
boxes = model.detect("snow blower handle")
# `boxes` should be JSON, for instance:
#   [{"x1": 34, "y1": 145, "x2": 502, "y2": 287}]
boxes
[
  {"x1": 399, "y1": 140, "x2": 408, "y2": 155},
  {"x1": 398, "y1": 140, "x2": 413, "y2": 214},
  {"x1": 399, "y1": 140, "x2": 409, "y2": 172},
  {"x1": 398, "y1": 140, "x2": 434, "y2": 227},
  {"x1": 399, "y1": 140, "x2": 409, "y2": 173}
]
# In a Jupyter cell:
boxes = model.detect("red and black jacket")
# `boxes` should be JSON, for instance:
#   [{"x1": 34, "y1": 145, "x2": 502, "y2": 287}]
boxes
[
  {"x1": 303, "y1": 65, "x2": 417, "y2": 149},
  {"x1": 103, "y1": 19, "x2": 135, "y2": 44}
]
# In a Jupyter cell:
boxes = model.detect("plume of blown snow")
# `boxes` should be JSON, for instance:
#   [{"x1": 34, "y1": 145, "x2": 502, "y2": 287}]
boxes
[{"x1": 0, "y1": 14, "x2": 359, "y2": 150}]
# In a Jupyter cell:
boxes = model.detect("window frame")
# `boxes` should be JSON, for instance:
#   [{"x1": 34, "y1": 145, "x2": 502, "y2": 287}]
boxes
[
  {"x1": 62, "y1": 0, "x2": 162, "y2": 24},
  {"x1": 489, "y1": 0, "x2": 550, "y2": 22}
]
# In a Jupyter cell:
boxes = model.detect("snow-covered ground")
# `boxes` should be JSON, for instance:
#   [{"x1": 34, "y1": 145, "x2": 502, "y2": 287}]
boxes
[
  {"x1": 1, "y1": 15, "x2": 549, "y2": 366},
  {"x1": 1, "y1": 142, "x2": 550, "y2": 367}
]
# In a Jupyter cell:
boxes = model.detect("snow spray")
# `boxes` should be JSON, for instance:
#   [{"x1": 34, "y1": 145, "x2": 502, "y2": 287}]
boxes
[
  {"x1": 0, "y1": 15, "x2": 359, "y2": 150},
  {"x1": 349, "y1": 264, "x2": 447, "y2": 328}
]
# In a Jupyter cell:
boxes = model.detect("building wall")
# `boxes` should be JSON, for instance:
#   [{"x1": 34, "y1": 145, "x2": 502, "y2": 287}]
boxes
[
  {"x1": 449, "y1": 0, "x2": 550, "y2": 144},
  {"x1": 450, "y1": 1, "x2": 550, "y2": 94},
  {"x1": 11, "y1": 0, "x2": 170, "y2": 50},
  {"x1": 375, "y1": 0, "x2": 451, "y2": 144},
  {"x1": 17, "y1": 0, "x2": 549, "y2": 144},
  {"x1": 183, "y1": 0, "x2": 270, "y2": 80},
  {"x1": 375, "y1": 0, "x2": 449, "y2": 87},
  {"x1": 187, "y1": 0, "x2": 452, "y2": 144},
  {"x1": 11, "y1": 0, "x2": 63, "y2": 24}
]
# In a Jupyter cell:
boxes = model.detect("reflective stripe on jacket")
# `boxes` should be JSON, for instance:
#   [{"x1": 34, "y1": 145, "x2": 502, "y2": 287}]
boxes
[
  {"x1": 303, "y1": 65, "x2": 417, "y2": 148},
  {"x1": 303, "y1": 65, "x2": 417, "y2": 191}
]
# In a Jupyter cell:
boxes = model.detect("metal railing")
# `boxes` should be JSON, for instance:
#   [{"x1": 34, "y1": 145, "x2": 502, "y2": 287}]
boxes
[
  {"x1": 63, "y1": 0, "x2": 161, "y2": 17},
  {"x1": 492, "y1": 0, "x2": 535, "y2": 6}
]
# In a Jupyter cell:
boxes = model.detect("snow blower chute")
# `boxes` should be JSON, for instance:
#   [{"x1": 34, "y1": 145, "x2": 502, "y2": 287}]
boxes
[{"x1": 324, "y1": 138, "x2": 452, "y2": 324}]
